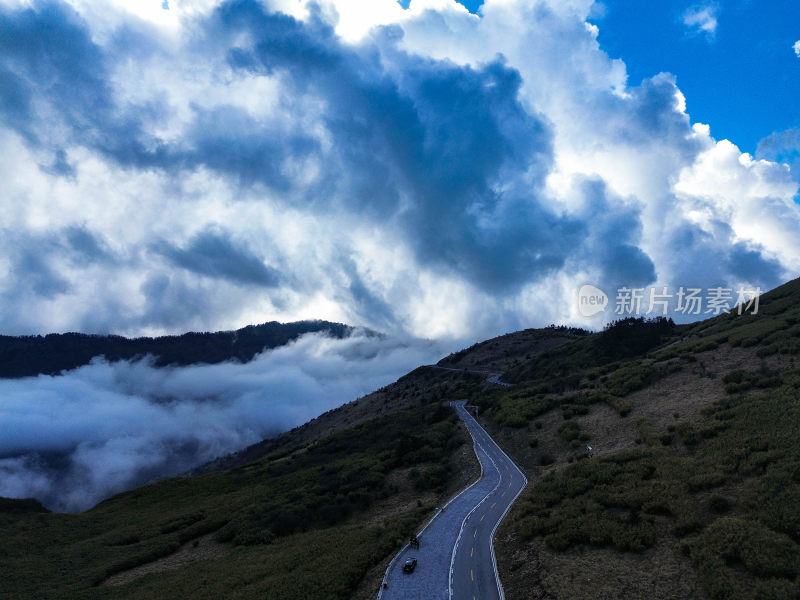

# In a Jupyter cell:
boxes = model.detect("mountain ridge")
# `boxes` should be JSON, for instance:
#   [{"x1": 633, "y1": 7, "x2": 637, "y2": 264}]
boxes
[{"x1": 0, "y1": 319, "x2": 362, "y2": 378}]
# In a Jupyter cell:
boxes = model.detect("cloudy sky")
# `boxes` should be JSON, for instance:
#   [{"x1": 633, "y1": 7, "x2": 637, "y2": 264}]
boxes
[{"x1": 0, "y1": 0, "x2": 797, "y2": 340}]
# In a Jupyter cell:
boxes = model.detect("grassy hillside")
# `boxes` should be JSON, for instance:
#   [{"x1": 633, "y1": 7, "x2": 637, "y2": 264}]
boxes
[
  {"x1": 483, "y1": 278, "x2": 800, "y2": 600},
  {"x1": 0, "y1": 400, "x2": 478, "y2": 600},
  {"x1": 201, "y1": 328, "x2": 577, "y2": 475},
  {"x1": 437, "y1": 326, "x2": 583, "y2": 373}
]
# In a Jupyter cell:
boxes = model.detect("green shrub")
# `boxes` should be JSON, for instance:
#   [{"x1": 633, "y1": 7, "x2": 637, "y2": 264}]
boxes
[
  {"x1": 707, "y1": 495, "x2": 732, "y2": 513},
  {"x1": 537, "y1": 453, "x2": 555, "y2": 466},
  {"x1": 558, "y1": 420, "x2": 581, "y2": 442},
  {"x1": 722, "y1": 369, "x2": 782, "y2": 394},
  {"x1": 677, "y1": 422, "x2": 700, "y2": 447},
  {"x1": 689, "y1": 517, "x2": 800, "y2": 598}
]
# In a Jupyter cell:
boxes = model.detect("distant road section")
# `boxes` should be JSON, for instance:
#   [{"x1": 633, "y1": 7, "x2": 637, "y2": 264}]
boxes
[
  {"x1": 379, "y1": 400, "x2": 527, "y2": 600},
  {"x1": 426, "y1": 365, "x2": 513, "y2": 387}
]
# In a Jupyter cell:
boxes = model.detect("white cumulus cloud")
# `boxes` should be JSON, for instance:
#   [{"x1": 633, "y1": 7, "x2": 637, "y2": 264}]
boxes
[{"x1": 682, "y1": 5, "x2": 718, "y2": 37}]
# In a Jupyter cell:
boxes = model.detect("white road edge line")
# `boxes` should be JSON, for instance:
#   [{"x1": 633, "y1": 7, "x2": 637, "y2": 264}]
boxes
[
  {"x1": 488, "y1": 456, "x2": 528, "y2": 600},
  {"x1": 454, "y1": 402, "x2": 529, "y2": 600},
  {"x1": 376, "y1": 401, "x2": 486, "y2": 600},
  {"x1": 448, "y1": 403, "x2": 504, "y2": 599}
]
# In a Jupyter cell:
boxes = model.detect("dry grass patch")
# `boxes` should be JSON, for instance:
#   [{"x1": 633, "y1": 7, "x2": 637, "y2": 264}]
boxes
[{"x1": 103, "y1": 533, "x2": 232, "y2": 587}]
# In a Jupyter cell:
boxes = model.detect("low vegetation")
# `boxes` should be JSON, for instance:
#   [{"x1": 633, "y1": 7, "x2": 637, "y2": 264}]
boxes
[
  {"x1": 495, "y1": 279, "x2": 800, "y2": 600},
  {"x1": 473, "y1": 318, "x2": 682, "y2": 430},
  {"x1": 514, "y1": 375, "x2": 800, "y2": 598},
  {"x1": 504, "y1": 317, "x2": 676, "y2": 385},
  {"x1": 0, "y1": 402, "x2": 469, "y2": 599}
]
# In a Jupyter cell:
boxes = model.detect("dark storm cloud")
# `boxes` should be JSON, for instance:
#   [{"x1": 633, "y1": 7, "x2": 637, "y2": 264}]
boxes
[
  {"x1": 40, "y1": 148, "x2": 76, "y2": 178},
  {"x1": 1, "y1": 230, "x2": 70, "y2": 300},
  {"x1": 573, "y1": 178, "x2": 656, "y2": 289},
  {"x1": 0, "y1": 65, "x2": 34, "y2": 141},
  {"x1": 136, "y1": 273, "x2": 216, "y2": 330},
  {"x1": 626, "y1": 76, "x2": 693, "y2": 146},
  {"x1": 597, "y1": 242, "x2": 656, "y2": 289},
  {"x1": 63, "y1": 226, "x2": 116, "y2": 264},
  {"x1": 391, "y1": 57, "x2": 576, "y2": 290},
  {"x1": 0, "y1": 2, "x2": 121, "y2": 153},
  {"x1": 339, "y1": 255, "x2": 398, "y2": 331},
  {"x1": 659, "y1": 221, "x2": 782, "y2": 292},
  {"x1": 212, "y1": 1, "x2": 578, "y2": 291},
  {"x1": 0, "y1": 223, "x2": 284, "y2": 335},
  {"x1": 0, "y1": 226, "x2": 122, "y2": 333},
  {"x1": 595, "y1": 73, "x2": 704, "y2": 162},
  {"x1": 184, "y1": 104, "x2": 319, "y2": 190},
  {"x1": 725, "y1": 244, "x2": 784, "y2": 289},
  {"x1": 14, "y1": 246, "x2": 72, "y2": 298},
  {"x1": 0, "y1": 0, "x2": 195, "y2": 181},
  {"x1": 217, "y1": 1, "x2": 341, "y2": 76},
  {"x1": 0, "y1": 0, "x2": 586, "y2": 295},
  {"x1": 0, "y1": 1, "x2": 318, "y2": 182},
  {"x1": 153, "y1": 228, "x2": 281, "y2": 287}
]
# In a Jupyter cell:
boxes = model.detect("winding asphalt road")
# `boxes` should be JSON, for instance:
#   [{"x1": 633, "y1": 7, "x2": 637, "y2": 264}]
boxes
[
  {"x1": 379, "y1": 400, "x2": 527, "y2": 600},
  {"x1": 427, "y1": 365, "x2": 513, "y2": 387}
]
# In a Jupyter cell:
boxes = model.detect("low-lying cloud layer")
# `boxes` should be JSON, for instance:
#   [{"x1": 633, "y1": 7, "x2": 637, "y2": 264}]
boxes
[{"x1": 0, "y1": 332, "x2": 445, "y2": 512}]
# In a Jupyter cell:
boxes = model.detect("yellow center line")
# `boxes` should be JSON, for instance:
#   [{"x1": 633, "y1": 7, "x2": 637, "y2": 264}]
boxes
[
  {"x1": 491, "y1": 502, "x2": 496, "y2": 508},
  {"x1": 473, "y1": 528, "x2": 478, "y2": 538},
  {"x1": 470, "y1": 569, "x2": 474, "y2": 581},
  {"x1": 471, "y1": 546, "x2": 474, "y2": 557},
  {"x1": 480, "y1": 514, "x2": 485, "y2": 522}
]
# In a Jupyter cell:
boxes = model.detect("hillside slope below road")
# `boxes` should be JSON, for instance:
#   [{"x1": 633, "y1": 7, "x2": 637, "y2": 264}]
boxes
[{"x1": 380, "y1": 401, "x2": 527, "y2": 600}]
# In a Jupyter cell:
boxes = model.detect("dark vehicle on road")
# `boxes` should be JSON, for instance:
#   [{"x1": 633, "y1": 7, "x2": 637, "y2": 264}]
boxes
[{"x1": 402, "y1": 558, "x2": 417, "y2": 573}]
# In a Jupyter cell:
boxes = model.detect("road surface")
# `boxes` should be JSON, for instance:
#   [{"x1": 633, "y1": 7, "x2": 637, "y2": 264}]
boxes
[
  {"x1": 427, "y1": 365, "x2": 513, "y2": 387},
  {"x1": 378, "y1": 400, "x2": 527, "y2": 600}
]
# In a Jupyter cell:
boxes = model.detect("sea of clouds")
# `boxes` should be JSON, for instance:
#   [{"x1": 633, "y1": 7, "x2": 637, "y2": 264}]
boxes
[{"x1": 0, "y1": 331, "x2": 445, "y2": 512}]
